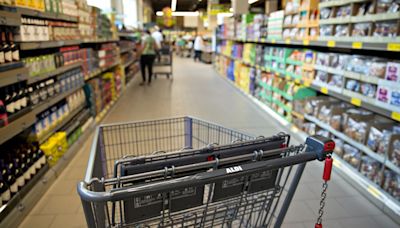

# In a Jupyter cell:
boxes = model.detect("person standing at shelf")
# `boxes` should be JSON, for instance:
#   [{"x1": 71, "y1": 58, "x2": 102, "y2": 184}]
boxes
[
  {"x1": 151, "y1": 26, "x2": 163, "y2": 61},
  {"x1": 193, "y1": 34, "x2": 203, "y2": 62},
  {"x1": 176, "y1": 36, "x2": 186, "y2": 57},
  {"x1": 139, "y1": 30, "x2": 158, "y2": 86}
]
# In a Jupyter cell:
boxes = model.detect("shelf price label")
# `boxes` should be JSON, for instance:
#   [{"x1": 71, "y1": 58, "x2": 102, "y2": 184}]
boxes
[
  {"x1": 285, "y1": 75, "x2": 291, "y2": 80},
  {"x1": 285, "y1": 39, "x2": 291, "y2": 44},
  {"x1": 392, "y1": 112, "x2": 400, "y2": 121},
  {"x1": 320, "y1": 87, "x2": 328, "y2": 94},
  {"x1": 351, "y1": 97, "x2": 362, "y2": 106},
  {"x1": 271, "y1": 39, "x2": 276, "y2": 43},
  {"x1": 303, "y1": 81, "x2": 311, "y2": 87},
  {"x1": 327, "y1": 40, "x2": 336, "y2": 47},
  {"x1": 387, "y1": 43, "x2": 400, "y2": 51},
  {"x1": 352, "y1": 42, "x2": 363, "y2": 49},
  {"x1": 303, "y1": 40, "x2": 310, "y2": 45}
]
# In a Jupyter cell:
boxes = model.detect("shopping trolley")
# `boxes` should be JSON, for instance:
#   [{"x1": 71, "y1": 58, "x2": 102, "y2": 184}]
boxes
[
  {"x1": 153, "y1": 44, "x2": 173, "y2": 79},
  {"x1": 78, "y1": 117, "x2": 335, "y2": 228}
]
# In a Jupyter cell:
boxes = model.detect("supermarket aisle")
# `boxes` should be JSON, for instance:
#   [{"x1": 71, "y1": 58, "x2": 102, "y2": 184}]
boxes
[{"x1": 18, "y1": 57, "x2": 398, "y2": 228}]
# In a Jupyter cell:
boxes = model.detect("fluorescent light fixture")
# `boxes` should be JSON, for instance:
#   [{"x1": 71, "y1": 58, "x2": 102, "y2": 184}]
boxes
[
  {"x1": 248, "y1": 0, "x2": 259, "y2": 4},
  {"x1": 156, "y1": 11, "x2": 199, "y2": 17},
  {"x1": 171, "y1": 0, "x2": 177, "y2": 11}
]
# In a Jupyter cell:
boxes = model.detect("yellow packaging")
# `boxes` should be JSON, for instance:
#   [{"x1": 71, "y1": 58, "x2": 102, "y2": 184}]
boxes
[
  {"x1": 40, "y1": 139, "x2": 59, "y2": 166},
  {"x1": 26, "y1": 0, "x2": 35, "y2": 9},
  {"x1": 15, "y1": 0, "x2": 27, "y2": 7},
  {"x1": 38, "y1": 0, "x2": 45, "y2": 11},
  {"x1": 53, "y1": 132, "x2": 68, "y2": 154}
]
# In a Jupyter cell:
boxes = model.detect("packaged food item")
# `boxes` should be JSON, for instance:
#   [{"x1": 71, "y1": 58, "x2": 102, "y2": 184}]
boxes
[
  {"x1": 376, "y1": 86, "x2": 391, "y2": 103},
  {"x1": 377, "y1": 0, "x2": 399, "y2": 13},
  {"x1": 383, "y1": 170, "x2": 400, "y2": 200},
  {"x1": 345, "y1": 117, "x2": 369, "y2": 143},
  {"x1": 343, "y1": 144, "x2": 361, "y2": 168},
  {"x1": 385, "y1": 62, "x2": 400, "y2": 82},
  {"x1": 329, "y1": 75, "x2": 344, "y2": 88},
  {"x1": 377, "y1": 130, "x2": 392, "y2": 155},
  {"x1": 347, "y1": 55, "x2": 369, "y2": 75},
  {"x1": 333, "y1": 137, "x2": 344, "y2": 157},
  {"x1": 352, "y1": 23, "x2": 371, "y2": 36},
  {"x1": 357, "y1": 2, "x2": 375, "y2": 15},
  {"x1": 346, "y1": 79, "x2": 361, "y2": 92},
  {"x1": 335, "y1": 25, "x2": 349, "y2": 37},
  {"x1": 360, "y1": 83, "x2": 377, "y2": 97},
  {"x1": 336, "y1": 5, "x2": 352, "y2": 17},
  {"x1": 320, "y1": 25, "x2": 334, "y2": 36},
  {"x1": 367, "y1": 127, "x2": 385, "y2": 152},
  {"x1": 391, "y1": 90, "x2": 400, "y2": 106},
  {"x1": 391, "y1": 139, "x2": 400, "y2": 165},
  {"x1": 373, "y1": 21, "x2": 398, "y2": 37},
  {"x1": 320, "y1": 8, "x2": 332, "y2": 19},
  {"x1": 368, "y1": 59, "x2": 387, "y2": 78},
  {"x1": 360, "y1": 156, "x2": 382, "y2": 184},
  {"x1": 315, "y1": 71, "x2": 329, "y2": 83}
]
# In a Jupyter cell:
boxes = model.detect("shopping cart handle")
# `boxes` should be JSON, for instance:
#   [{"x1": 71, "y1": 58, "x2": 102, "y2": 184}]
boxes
[{"x1": 305, "y1": 135, "x2": 335, "y2": 161}]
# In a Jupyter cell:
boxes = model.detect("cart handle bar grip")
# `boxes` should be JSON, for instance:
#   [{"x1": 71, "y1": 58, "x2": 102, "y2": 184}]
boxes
[{"x1": 78, "y1": 137, "x2": 331, "y2": 203}]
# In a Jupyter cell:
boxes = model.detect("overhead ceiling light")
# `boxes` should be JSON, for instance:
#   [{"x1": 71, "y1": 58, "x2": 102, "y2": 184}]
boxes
[
  {"x1": 248, "y1": 0, "x2": 259, "y2": 4},
  {"x1": 171, "y1": 0, "x2": 177, "y2": 11},
  {"x1": 156, "y1": 11, "x2": 200, "y2": 17}
]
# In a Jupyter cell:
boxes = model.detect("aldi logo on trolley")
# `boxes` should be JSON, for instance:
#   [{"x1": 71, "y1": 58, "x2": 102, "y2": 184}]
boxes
[{"x1": 226, "y1": 166, "x2": 243, "y2": 174}]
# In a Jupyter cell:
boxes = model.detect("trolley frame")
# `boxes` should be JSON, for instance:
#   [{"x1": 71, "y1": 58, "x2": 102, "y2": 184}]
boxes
[
  {"x1": 153, "y1": 44, "x2": 173, "y2": 79},
  {"x1": 78, "y1": 116, "x2": 334, "y2": 228}
]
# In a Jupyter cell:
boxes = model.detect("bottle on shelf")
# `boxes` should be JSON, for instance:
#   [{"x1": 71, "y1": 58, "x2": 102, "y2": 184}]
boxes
[
  {"x1": 9, "y1": 32, "x2": 19, "y2": 62},
  {"x1": 0, "y1": 178, "x2": 11, "y2": 206},
  {"x1": 0, "y1": 30, "x2": 5, "y2": 65},
  {"x1": 12, "y1": 155, "x2": 25, "y2": 191},
  {"x1": 2, "y1": 32, "x2": 12, "y2": 63},
  {"x1": 4, "y1": 161, "x2": 18, "y2": 196},
  {"x1": 4, "y1": 86, "x2": 15, "y2": 117}
]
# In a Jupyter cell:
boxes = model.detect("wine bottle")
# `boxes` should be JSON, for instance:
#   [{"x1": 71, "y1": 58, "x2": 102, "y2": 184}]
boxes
[
  {"x1": 0, "y1": 30, "x2": 5, "y2": 65},
  {"x1": 4, "y1": 86, "x2": 15, "y2": 116},
  {"x1": 25, "y1": 146, "x2": 35, "y2": 178},
  {"x1": 6, "y1": 162, "x2": 18, "y2": 195},
  {"x1": 13, "y1": 83, "x2": 22, "y2": 113},
  {"x1": 0, "y1": 179, "x2": 11, "y2": 206},
  {"x1": 13, "y1": 156, "x2": 25, "y2": 190},
  {"x1": 2, "y1": 32, "x2": 12, "y2": 63},
  {"x1": 28, "y1": 85, "x2": 39, "y2": 106},
  {"x1": 9, "y1": 32, "x2": 19, "y2": 62}
]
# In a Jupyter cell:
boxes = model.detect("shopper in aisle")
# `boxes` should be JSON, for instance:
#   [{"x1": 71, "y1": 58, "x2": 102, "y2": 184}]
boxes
[
  {"x1": 151, "y1": 26, "x2": 163, "y2": 61},
  {"x1": 139, "y1": 30, "x2": 158, "y2": 86},
  {"x1": 194, "y1": 34, "x2": 203, "y2": 62},
  {"x1": 176, "y1": 36, "x2": 186, "y2": 57}
]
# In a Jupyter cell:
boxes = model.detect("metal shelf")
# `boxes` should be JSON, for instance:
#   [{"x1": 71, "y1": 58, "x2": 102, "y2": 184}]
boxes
[
  {"x1": 17, "y1": 7, "x2": 78, "y2": 22},
  {"x1": 216, "y1": 53, "x2": 400, "y2": 122},
  {"x1": 85, "y1": 60, "x2": 121, "y2": 81},
  {"x1": 118, "y1": 32, "x2": 136, "y2": 38},
  {"x1": 319, "y1": 0, "x2": 370, "y2": 8},
  {"x1": 120, "y1": 46, "x2": 135, "y2": 54},
  {"x1": 123, "y1": 58, "x2": 136, "y2": 68},
  {"x1": 20, "y1": 40, "x2": 81, "y2": 50},
  {"x1": 0, "y1": 109, "x2": 36, "y2": 144},
  {"x1": 218, "y1": 36, "x2": 400, "y2": 52},
  {"x1": 0, "y1": 66, "x2": 28, "y2": 87},
  {"x1": 82, "y1": 38, "x2": 119, "y2": 44},
  {"x1": 0, "y1": 8, "x2": 21, "y2": 26},
  {"x1": 27, "y1": 62, "x2": 82, "y2": 84}
]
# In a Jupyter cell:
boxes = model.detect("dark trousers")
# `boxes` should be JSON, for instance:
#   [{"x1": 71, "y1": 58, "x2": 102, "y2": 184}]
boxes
[
  {"x1": 194, "y1": 50, "x2": 202, "y2": 62},
  {"x1": 140, "y1": 54, "x2": 156, "y2": 83}
]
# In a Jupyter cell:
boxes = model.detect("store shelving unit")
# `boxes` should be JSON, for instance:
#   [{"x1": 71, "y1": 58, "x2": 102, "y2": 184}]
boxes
[
  {"x1": 0, "y1": 66, "x2": 28, "y2": 87},
  {"x1": 214, "y1": 63, "x2": 400, "y2": 223},
  {"x1": 0, "y1": 3, "x2": 131, "y2": 227},
  {"x1": 219, "y1": 36, "x2": 400, "y2": 52}
]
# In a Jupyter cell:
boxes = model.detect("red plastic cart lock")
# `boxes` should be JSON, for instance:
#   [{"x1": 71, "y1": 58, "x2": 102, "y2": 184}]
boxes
[
  {"x1": 315, "y1": 223, "x2": 322, "y2": 228},
  {"x1": 322, "y1": 156, "x2": 333, "y2": 181}
]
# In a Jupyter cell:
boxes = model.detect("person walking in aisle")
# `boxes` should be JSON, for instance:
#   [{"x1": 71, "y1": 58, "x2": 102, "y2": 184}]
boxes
[
  {"x1": 139, "y1": 30, "x2": 158, "y2": 86},
  {"x1": 193, "y1": 34, "x2": 203, "y2": 62},
  {"x1": 151, "y1": 26, "x2": 163, "y2": 61}
]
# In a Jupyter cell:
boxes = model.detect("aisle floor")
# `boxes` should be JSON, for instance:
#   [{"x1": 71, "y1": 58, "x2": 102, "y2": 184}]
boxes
[{"x1": 19, "y1": 57, "x2": 398, "y2": 228}]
